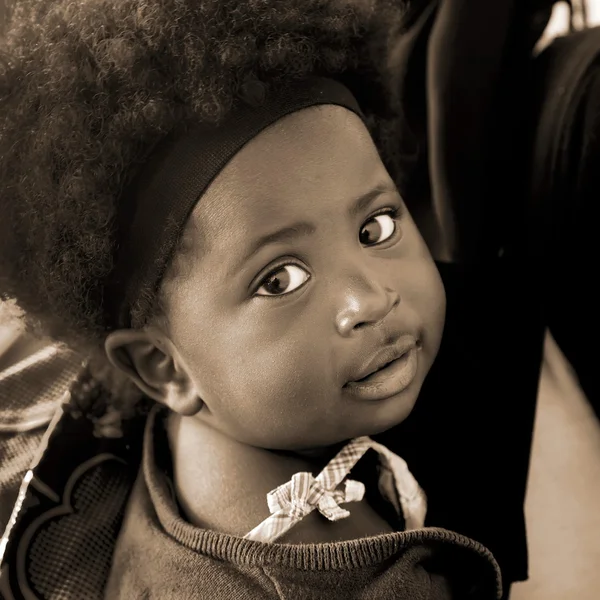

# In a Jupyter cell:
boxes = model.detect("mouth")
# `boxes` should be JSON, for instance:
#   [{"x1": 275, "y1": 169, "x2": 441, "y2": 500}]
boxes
[
  {"x1": 344, "y1": 337, "x2": 420, "y2": 401},
  {"x1": 352, "y1": 356, "x2": 405, "y2": 382}
]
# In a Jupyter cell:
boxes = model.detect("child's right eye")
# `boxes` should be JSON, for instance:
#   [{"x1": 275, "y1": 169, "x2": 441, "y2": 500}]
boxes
[{"x1": 255, "y1": 264, "x2": 310, "y2": 297}]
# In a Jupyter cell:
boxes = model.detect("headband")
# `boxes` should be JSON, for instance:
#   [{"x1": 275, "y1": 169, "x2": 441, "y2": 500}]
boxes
[{"x1": 106, "y1": 77, "x2": 365, "y2": 329}]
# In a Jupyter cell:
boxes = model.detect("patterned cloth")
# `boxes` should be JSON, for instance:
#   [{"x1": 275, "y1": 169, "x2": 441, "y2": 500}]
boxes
[
  {"x1": 245, "y1": 436, "x2": 427, "y2": 543},
  {"x1": 0, "y1": 338, "x2": 82, "y2": 534},
  {"x1": 0, "y1": 371, "x2": 145, "y2": 600}
]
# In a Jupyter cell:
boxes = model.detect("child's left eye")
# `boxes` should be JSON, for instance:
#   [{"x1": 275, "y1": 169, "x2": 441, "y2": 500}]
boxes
[
  {"x1": 359, "y1": 213, "x2": 397, "y2": 246},
  {"x1": 256, "y1": 264, "x2": 310, "y2": 297}
]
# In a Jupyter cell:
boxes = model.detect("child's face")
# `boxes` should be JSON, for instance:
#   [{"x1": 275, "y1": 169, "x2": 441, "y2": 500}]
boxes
[{"x1": 162, "y1": 105, "x2": 445, "y2": 450}]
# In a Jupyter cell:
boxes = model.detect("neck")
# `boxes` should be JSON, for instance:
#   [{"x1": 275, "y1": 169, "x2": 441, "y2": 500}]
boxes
[
  {"x1": 163, "y1": 411, "x2": 397, "y2": 542},
  {"x1": 164, "y1": 412, "x2": 351, "y2": 535},
  {"x1": 269, "y1": 441, "x2": 350, "y2": 470}
]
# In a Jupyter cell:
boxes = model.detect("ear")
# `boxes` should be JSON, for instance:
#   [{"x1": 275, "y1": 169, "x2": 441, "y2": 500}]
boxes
[{"x1": 104, "y1": 329, "x2": 203, "y2": 416}]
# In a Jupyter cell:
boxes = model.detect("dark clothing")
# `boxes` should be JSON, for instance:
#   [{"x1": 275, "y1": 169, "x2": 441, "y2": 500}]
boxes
[
  {"x1": 376, "y1": 258, "x2": 544, "y2": 596},
  {"x1": 105, "y1": 407, "x2": 501, "y2": 600},
  {"x1": 379, "y1": 3, "x2": 600, "y2": 597},
  {"x1": 372, "y1": 2, "x2": 552, "y2": 594}
]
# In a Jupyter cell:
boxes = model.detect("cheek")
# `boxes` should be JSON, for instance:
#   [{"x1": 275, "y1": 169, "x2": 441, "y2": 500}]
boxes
[
  {"x1": 399, "y1": 229, "x2": 446, "y2": 348},
  {"x1": 411, "y1": 254, "x2": 446, "y2": 351},
  {"x1": 190, "y1": 315, "x2": 328, "y2": 411},
  {"x1": 204, "y1": 339, "x2": 334, "y2": 447},
  {"x1": 426, "y1": 264, "x2": 446, "y2": 349}
]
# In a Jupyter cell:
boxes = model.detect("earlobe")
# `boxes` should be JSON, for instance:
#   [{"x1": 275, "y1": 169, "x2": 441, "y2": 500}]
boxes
[
  {"x1": 163, "y1": 383, "x2": 204, "y2": 417},
  {"x1": 104, "y1": 329, "x2": 203, "y2": 415}
]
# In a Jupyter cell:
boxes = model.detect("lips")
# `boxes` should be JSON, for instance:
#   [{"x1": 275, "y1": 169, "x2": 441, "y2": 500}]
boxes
[
  {"x1": 346, "y1": 335, "x2": 418, "y2": 384},
  {"x1": 343, "y1": 335, "x2": 420, "y2": 402},
  {"x1": 353, "y1": 359, "x2": 399, "y2": 382}
]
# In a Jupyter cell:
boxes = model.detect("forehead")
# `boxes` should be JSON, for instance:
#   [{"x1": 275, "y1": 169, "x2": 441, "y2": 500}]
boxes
[{"x1": 191, "y1": 105, "x2": 387, "y2": 242}]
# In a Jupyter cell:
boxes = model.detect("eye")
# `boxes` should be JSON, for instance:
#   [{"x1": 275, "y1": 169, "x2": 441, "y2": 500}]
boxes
[
  {"x1": 256, "y1": 264, "x2": 310, "y2": 297},
  {"x1": 359, "y1": 212, "x2": 397, "y2": 246}
]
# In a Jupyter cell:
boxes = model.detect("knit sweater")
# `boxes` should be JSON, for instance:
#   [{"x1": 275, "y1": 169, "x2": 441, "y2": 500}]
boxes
[{"x1": 104, "y1": 407, "x2": 502, "y2": 599}]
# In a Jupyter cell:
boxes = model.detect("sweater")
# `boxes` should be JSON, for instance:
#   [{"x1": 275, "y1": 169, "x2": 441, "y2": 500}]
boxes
[{"x1": 103, "y1": 406, "x2": 502, "y2": 599}]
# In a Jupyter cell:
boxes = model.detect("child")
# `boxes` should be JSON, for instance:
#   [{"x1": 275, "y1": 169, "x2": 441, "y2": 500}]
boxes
[{"x1": 0, "y1": 0, "x2": 501, "y2": 597}]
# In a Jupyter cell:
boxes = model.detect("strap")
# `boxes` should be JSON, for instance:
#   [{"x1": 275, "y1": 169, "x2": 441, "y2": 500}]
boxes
[{"x1": 244, "y1": 437, "x2": 427, "y2": 543}]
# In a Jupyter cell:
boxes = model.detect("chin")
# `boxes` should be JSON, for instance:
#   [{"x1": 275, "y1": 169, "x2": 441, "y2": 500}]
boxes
[{"x1": 361, "y1": 383, "x2": 422, "y2": 438}]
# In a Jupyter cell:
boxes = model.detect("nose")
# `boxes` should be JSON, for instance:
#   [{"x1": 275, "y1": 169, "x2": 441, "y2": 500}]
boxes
[{"x1": 335, "y1": 273, "x2": 400, "y2": 337}]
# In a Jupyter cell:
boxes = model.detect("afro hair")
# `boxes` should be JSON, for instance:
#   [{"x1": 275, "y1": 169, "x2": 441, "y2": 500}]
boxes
[{"x1": 0, "y1": 0, "x2": 407, "y2": 362}]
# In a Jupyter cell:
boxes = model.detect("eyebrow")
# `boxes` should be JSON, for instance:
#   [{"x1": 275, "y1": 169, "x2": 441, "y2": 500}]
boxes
[
  {"x1": 243, "y1": 221, "x2": 317, "y2": 266},
  {"x1": 348, "y1": 182, "x2": 398, "y2": 218},
  {"x1": 236, "y1": 181, "x2": 398, "y2": 272}
]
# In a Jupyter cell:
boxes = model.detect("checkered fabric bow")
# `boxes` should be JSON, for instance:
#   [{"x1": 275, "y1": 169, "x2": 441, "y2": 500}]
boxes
[
  {"x1": 267, "y1": 472, "x2": 365, "y2": 522},
  {"x1": 244, "y1": 436, "x2": 427, "y2": 543}
]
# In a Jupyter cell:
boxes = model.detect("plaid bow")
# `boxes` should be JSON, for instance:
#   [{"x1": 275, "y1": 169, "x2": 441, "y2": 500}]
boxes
[
  {"x1": 267, "y1": 472, "x2": 365, "y2": 522},
  {"x1": 244, "y1": 436, "x2": 426, "y2": 543}
]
